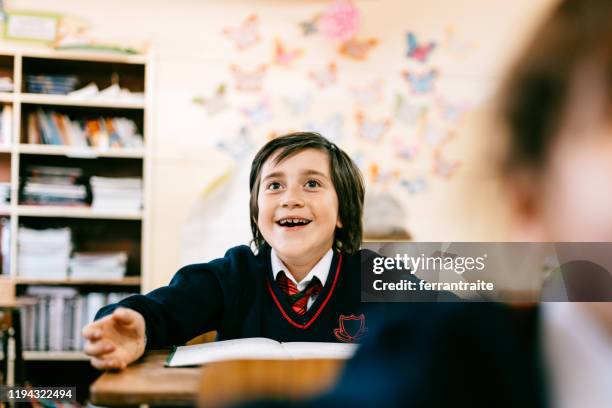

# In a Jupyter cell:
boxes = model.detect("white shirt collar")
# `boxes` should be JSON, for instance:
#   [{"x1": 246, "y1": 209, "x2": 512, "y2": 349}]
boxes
[{"x1": 270, "y1": 248, "x2": 333, "y2": 292}]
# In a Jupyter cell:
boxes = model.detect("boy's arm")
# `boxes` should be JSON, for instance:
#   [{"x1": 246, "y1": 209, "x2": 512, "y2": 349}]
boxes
[{"x1": 95, "y1": 262, "x2": 225, "y2": 349}]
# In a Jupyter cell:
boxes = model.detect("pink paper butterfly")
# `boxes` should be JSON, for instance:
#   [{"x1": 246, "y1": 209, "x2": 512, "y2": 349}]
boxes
[
  {"x1": 423, "y1": 124, "x2": 454, "y2": 149},
  {"x1": 406, "y1": 32, "x2": 436, "y2": 63},
  {"x1": 230, "y1": 65, "x2": 267, "y2": 92},
  {"x1": 222, "y1": 15, "x2": 260, "y2": 51},
  {"x1": 273, "y1": 38, "x2": 304, "y2": 67}
]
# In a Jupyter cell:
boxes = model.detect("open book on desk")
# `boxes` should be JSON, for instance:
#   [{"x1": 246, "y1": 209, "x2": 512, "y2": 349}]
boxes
[{"x1": 165, "y1": 337, "x2": 358, "y2": 367}]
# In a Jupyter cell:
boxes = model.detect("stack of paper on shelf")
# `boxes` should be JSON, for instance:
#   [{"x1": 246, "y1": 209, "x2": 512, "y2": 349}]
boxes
[
  {"x1": 90, "y1": 176, "x2": 142, "y2": 212},
  {"x1": 25, "y1": 74, "x2": 79, "y2": 95},
  {"x1": 0, "y1": 104, "x2": 12, "y2": 145},
  {"x1": 0, "y1": 77, "x2": 13, "y2": 92},
  {"x1": 18, "y1": 227, "x2": 72, "y2": 279},
  {"x1": 70, "y1": 251, "x2": 128, "y2": 280},
  {"x1": 21, "y1": 165, "x2": 88, "y2": 206},
  {"x1": 69, "y1": 82, "x2": 145, "y2": 103}
]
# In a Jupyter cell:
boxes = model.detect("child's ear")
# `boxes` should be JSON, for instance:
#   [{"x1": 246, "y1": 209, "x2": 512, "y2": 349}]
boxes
[{"x1": 336, "y1": 217, "x2": 343, "y2": 228}]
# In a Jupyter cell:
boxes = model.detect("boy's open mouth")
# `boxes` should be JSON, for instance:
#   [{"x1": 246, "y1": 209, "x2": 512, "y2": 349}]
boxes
[{"x1": 276, "y1": 217, "x2": 312, "y2": 228}]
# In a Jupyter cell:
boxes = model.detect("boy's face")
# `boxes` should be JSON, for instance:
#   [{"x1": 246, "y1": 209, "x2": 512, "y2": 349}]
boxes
[{"x1": 257, "y1": 148, "x2": 341, "y2": 265}]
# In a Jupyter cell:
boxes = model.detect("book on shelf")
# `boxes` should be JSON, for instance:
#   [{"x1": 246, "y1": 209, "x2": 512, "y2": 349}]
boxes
[
  {"x1": 21, "y1": 165, "x2": 90, "y2": 207},
  {"x1": 18, "y1": 227, "x2": 72, "y2": 279},
  {"x1": 25, "y1": 75, "x2": 79, "y2": 95},
  {"x1": 0, "y1": 217, "x2": 9, "y2": 275},
  {"x1": 0, "y1": 104, "x2": 12, "y2": 146},
  {"x1": 27, "y1": 110, "x2": 143, "y2": 149},
  {"x1": 20, "y1": 288, "x2": 134, "y2": 351},
  {"x1": 166, "y1": 337, "x2": 358, "y2": 367}
]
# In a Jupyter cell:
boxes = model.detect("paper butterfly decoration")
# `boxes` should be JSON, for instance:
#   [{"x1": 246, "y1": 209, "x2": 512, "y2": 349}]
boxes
[
  {"x1": 402, "y1": 69, "x2": 438, "y2": 94},
  {"x1": 283, "y1": 93, "x2": 313, "y2": 116},
  {"x1": 222, "y1": 15, "x2": 260, "y2": 51},
  {"x1": 241, "y1": 99, "x2": 271, "y2": 125},
  {"x1": 192, "y1": 83, "x2": 228, "y2": 116},
  {"x1": 394, "y1": 94, "x2": 428, "y2": 125},
  {"x1": 273, "y1": 38, "x2": 304, "y2": 67},
  {"x1": 309, "y1": 62, "x2": 337, "y2": 88},
  {"x1": 299, "y1": 15, "x2": 319, "y2": 36},
  {"x1": 339, "y1": 38, "x2": 378, "y2": 60},
  {"x1": 217, "y1": 126, "x2": 255, "y2": 160},
  {"x1": 423, "y1": 124, "x2": 454, "y2": 149},
  {"x1": 350, "y1": 80, "x2": 383, "y2": 106},
  {"x1": 231, "y1": 65, "x2": 267, "y2": 92},
  {"x1": 400, "y1": 177, "x2": 428, "y2": 195},
  {"x1": 444, "y1": 25, "x2": 473, "y2": 59},
  {"x1": 317, "y1": 0, "x2": 361, "y2": 42},
  {"x1": 433, "y1": 151, "x2": 460, "y2": 179},
  {"x1": 307, "y1": 114, "x2": 344, "y2": 142},
  {"x1": 368, "y1": 163, "x2": 400, "y2": 185},
  {"x1": 393, "y1": 138, "x2": 420, "y2": 161},
  {"x1": 436, "y1": 97, "x2": 468, "y2": 124},
  {"x1": 356, "y1": 112, "x2": 392, "y2": 142},
  {"x1": 406, "y1": 32, "x2": 436, "y2": 63}
]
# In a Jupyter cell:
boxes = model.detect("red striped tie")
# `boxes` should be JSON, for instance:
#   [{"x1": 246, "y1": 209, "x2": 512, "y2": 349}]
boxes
[{"x1": 276, "y1": 271, "x2": 322, "y2": 315}]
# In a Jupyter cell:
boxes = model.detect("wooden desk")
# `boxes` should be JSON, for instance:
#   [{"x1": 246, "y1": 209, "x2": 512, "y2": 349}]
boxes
[
  {"x1": 90, "y1": 351, "x2": 201, "y2": 406},
  {"x1": 90, "y1": 351, "x2": 345, "y2": 407}
]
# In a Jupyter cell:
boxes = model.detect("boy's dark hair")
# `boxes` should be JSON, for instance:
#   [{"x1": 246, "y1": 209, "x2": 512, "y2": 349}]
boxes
[
  {"x1": 498, "y1": 0, "x2": 612, "y2": 175},
  {"x1": 249, "y1": 132, "x2": 364, "y2": 254}
]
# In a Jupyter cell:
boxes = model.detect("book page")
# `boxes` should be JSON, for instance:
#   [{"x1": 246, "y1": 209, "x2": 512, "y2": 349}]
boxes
[
  {"x1": 281, "y1": 342, "x2": 358, "y2": 359},
  {"x1": 166, "y1": 337, "x2": 287, "y2": 367}
]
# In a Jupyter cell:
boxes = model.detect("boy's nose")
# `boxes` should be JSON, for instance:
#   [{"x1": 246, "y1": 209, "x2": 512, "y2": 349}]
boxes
[{"x1": 281, "y1": 189, "x2": 305, "y2": 209}]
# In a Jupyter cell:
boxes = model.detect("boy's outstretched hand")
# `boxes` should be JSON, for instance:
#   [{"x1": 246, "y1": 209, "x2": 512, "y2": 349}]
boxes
[{"x1": 82, "y1": 307, "x2": 146, "y2": 370}]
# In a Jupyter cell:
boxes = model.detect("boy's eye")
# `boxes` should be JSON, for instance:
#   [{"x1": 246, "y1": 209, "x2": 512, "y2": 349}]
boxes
[
  {"x1": 267, "y1": 181, "x2": 282, "y2": 190},
  {"x1": 305, "y1": 179, "x2": 321, "y2": 188}
]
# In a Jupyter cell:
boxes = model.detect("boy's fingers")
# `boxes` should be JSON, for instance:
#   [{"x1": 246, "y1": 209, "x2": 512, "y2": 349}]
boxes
[
  {"x1": 90, "y1": 356, "x2": 125, "y2": 371},
  {"x1": 81, "y1": 324, "x2": 102, "y2": 340},
  {"x1": 84, "y1": 340, "x2": 115, "y2": 357}
]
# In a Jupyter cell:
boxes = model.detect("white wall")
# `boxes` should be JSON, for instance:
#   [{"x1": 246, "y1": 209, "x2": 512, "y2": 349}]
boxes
[{"x1": 6, "y1": 0, "x2": 558, "y2": 290}]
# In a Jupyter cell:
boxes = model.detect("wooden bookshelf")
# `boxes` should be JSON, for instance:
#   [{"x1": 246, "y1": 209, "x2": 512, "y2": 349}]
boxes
[
  {"x1": 20, "y1": 93, "x2": 145, "y2": 109},
  {"x1": 14, "y1": 276, "x2": 141, "y2": 286},
  {"x1": 0, "y1": 49, "x2": 153, "y2": 365},
  {"x1": 23, "y1": 351, "x2": 89, "y2": 361},
  {"x1": 17, "y1": 143, "x2": 145, "y2": 158},
  {"x1": 16, "y1": 205, "x2": 143, "y2": 220}
]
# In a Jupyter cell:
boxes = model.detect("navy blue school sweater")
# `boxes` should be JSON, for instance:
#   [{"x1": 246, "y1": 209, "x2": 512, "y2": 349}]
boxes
[{"x1": 96, "y1": 244, "x2": 405, "y2": 349}]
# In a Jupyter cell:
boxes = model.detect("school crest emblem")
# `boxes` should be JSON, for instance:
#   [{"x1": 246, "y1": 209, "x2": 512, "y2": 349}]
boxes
[{"x1": 333, "y1": 314, "x2": 367, "y2": 343}]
